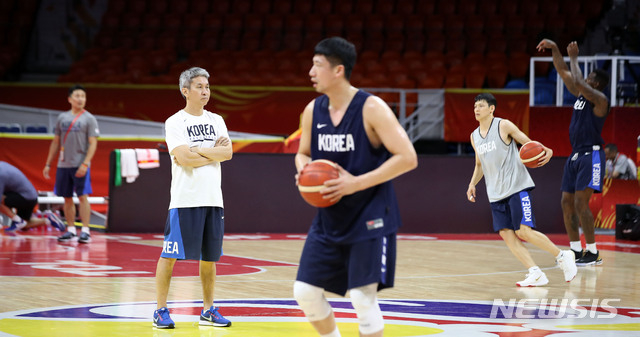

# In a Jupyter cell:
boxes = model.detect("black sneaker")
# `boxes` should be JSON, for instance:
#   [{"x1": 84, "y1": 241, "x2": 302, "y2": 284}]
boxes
[
  {"x1": 78, "y1": 232, "x2": 91, "y2": 244},
  {"x1": 576, "y1": 250, "x2": 602, "y2": 266},
  {"x1": 571, "y1": 249, "x2": 584, "y2": 261},
  {"x1": 58, "y1": 232, "x2": 76, "y2": 242}
]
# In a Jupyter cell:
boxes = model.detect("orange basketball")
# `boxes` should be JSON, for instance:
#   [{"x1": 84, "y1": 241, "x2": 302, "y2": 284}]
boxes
[
  {"x1": 519, "y1": 141, "x2": 546, "y2": 168},
  {"x1": 298, "y1": 159, "x2": 340, "y2": 208}
]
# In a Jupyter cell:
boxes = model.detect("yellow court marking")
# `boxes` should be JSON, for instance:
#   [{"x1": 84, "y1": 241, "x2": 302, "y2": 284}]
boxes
[
  {"x1": 0, "y1": 319, "x2": 443, "y2": 337},
  {"x1": 557, "y1": 323, "x2": 640, "y2": 331}
]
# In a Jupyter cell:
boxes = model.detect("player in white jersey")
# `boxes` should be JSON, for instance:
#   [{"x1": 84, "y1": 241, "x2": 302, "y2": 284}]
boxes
[
  {"x1": 466, "y1": 93, "x2": 577, "y2": 287},
  {"x1": 153, "y1": 67, "x2": 233, "y2": 329}
]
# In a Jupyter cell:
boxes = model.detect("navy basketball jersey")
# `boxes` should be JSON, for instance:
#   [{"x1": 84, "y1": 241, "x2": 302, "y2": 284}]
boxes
[
  {"x1": 569, "y1": 95, "x2": 607, "y2": 151},
  {"x1": 309, "y1": 90, "x2": 402, "y2": 244}
]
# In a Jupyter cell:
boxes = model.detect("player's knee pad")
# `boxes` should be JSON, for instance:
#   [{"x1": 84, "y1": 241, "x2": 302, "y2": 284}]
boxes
[
  {"x1": 349, "y1": 284, "x2": 384, "y2": 335},
  {"x1": 293, "y1": 281, "x2": 332, "y2": 321}
]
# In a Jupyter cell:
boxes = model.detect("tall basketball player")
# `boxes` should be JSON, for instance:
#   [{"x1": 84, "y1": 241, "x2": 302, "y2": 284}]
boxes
[
  {"x1": 467, "y1": 93, "x2": 577, "y2": 287},
  {"x1": 153, "y1": 67, "x2": 232, "y2": 329},
  {"x1": 293, "y1": 37, "x2": 418, "y2": 337},
  {"x1": 536, "y1": 39, "x2": 610, "y2": 266}
]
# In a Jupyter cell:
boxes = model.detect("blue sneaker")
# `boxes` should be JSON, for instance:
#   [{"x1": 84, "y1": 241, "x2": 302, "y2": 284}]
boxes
[
  {"x1": 199, "y1": 306, "x2": 231, "y2": 327},
  {"x1": 4, "y1": 220, "x2": 27, "y2": 232},
  {"x1": 45, "y1": 211, "x2": 66, "y2": 232},
  {"x1": 153, "y1": 307, "x2": 175, "y2": 329}
]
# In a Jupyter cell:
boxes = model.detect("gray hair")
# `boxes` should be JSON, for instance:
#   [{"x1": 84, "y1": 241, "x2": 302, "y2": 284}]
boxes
[{"x1": 179, "y1": 67, "x2": 210, "y2": 98}]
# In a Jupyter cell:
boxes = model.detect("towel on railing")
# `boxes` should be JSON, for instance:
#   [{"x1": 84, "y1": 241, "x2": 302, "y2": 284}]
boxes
[
  {"x1": 120, "y1": 149, "x2": 139, "y2": 183},
  {"x1": 135, "y1": 148, "x2": 160, "y2": 169}
]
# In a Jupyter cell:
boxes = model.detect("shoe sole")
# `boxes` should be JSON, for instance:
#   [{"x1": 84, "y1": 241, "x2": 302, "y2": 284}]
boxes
[
  {"x1": 152, "y1": 323, "x2": 174, "y2": 329},
  {"x1": 78, "y1": 239, "x2": 91, "y2": 244},
  {"x1": 576, "y1": 260, "x2": 603, "y2": 266},
  {"x1": 57, "y1": 238, "x2": 76, "y2": 242},
  {"x1": 199, "y1": 319, "x2": 231, "y2": 327},
  {"x1": 516, "y1": 282, "x2": 549, "y2": 287}
]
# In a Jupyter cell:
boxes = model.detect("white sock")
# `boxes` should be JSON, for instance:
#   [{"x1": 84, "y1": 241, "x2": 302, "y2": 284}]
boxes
[
  {"x1": 67, "y1": 226, "x2": 77, "y2": 235},
  {"x1": 81, "y1": 226, "x2": 90, "y2": 234},
  {"x1": 585, "y1": 243, "x2": 597, "y2": 254},
  {"x1": 12, "y1": 215, "x2": 22, "y2": 222},
  {"x1": 320, "y1": 327, "x2": 341, "y2": 337},
  {"x1": 569, "y1": 241, "x2": 583, "y2": 252},
  {"x1": 529, "y1": 266, "x2": 541, "y2": 273},
  {"x1": 556, "y1": 251, "x2": 563, "y2": 260}
]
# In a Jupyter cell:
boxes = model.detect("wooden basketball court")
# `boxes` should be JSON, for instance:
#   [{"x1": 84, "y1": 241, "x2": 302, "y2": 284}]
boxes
[{"x1": 1, "y1": 228, "x2": 639, "y2": 336}]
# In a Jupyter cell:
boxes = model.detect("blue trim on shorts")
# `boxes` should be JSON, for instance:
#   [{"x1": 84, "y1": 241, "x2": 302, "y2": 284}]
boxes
[
  {"x1": 490, "y1": 190, "x2": 536, "y2": 232},
  {"x1": 161, "y1": 207, "x2": 224, "y2": 261},
  {"x1": 518, "y1": 191, "x2": 534, "y2": 228},
  {"x1": 588, "y1": 149, "x2": 602, "y2": 190},
  {"x1": 561, "y1": 149, "x2": 604, "y2": 193},
  {"x1": 161, "y1": 209, "x2": 186, "y2": 259}
]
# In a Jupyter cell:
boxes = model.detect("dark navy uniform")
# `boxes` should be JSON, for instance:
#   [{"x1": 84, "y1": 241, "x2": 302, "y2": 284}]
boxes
[
  {"x1": 296, "y1": 90, "x2": 400, "y2": 296},
  {"x1": 561, "y1": 95, "x2": 608, "y2": 193}
]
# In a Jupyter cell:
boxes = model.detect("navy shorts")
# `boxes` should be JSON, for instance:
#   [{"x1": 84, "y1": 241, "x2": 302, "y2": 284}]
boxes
[
  {"x1": 296, "y1": 233, "x2": 397, "y2": 296},
  {"x1": 490, "y1": 190, "x2": 536, "y2": 232},
  {"x1": 3, "y1": 191, "x2": 37, "y2": 220},
  {"x1": 561, "y1": 149, "x2": 605, "y2": 193},
  {"x1": 161, "y1": 207, "x2": 224, "y2": 261},
  {"x1": 54, "y1": 167, "x2": 92, "y2": 197}
]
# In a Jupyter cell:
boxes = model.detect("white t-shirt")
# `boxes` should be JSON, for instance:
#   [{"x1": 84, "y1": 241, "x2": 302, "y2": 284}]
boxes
[{"x1": 164, "y1": 109, "x2": 230, "y2": 209}]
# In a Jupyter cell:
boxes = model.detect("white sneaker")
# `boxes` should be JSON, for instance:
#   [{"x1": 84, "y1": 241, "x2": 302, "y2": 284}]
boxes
[
  {"x1": 516, "y1": 269, "x2": 549, "y2": 287},
  {"x1": 557, "y1": 250, "x2": 578, "y2": 282}
]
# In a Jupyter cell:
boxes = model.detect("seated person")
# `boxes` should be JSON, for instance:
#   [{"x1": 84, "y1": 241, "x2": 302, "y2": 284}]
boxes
[
  {"x1": 0, "y1": 161, "x2": 65, "y2": 231},
  {"x1": 604, "y1": 144, "x2": 637, "y2": 180}
]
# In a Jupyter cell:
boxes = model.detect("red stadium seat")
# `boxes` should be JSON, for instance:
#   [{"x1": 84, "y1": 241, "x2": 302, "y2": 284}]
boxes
[
  {"x1": 150, "y1": 0, "x2": 168, "y2": 14},
  {"x1": 283, "y1": 15, "x2": 304, "y2": 34},
  {"x1": 264, "y1": 15, "x2": 284, "y2": 35},
  {"x1": 325, "y1": 14, "x2": 345, "y2": 36},
  {"x1": 232, "y1": 0, "x2": 251, "y2": 14},
  {"x1": 424, "y1": 16, "x2": 445, "y2": 33},
  {"x1": 375, "y1": 1, "x2": 394, "y2": 15},
  {"x1": 520, "y1": 2, "x2": 539, "y2": 16},
  {"x1": 127, "y1": 1, "x2": 146, "y2": 15},
  {"x1": 508, "y1": 51, "x2": 530, "y2": 79},
  {"x1": 485, "y1": 16, "x2": 505, "y2": 36},
  {"x1": 497, "y1": 0, "x2": 517, "y2": 16},
  {"x1": 312, "y1": 0, "x2": 332, "y2": 15},
  {"x1": 464, "y1": 15, "x2": 485, "y2": 36},
  {"x1": 190, "y1": 0, "x2": 209, "y2": 13},
  {"x1": 437, "y1": 0, "x2": 457, "y2": 15},
  {"x1": 252, "y1": 0, "x2": 271, "y2": 14},
  {"x1": 305, "y1": 15, "x2": 324, "y2": 35},
  {"x1": 417, "y1": 70, "x2": 445, "y2": 88},
  {"x1": 459, "y1": 0, "x2": 478, "y2": 16},
  {"x1": 425, "y1": 34, "x2": 446, "y2": 54},
  {"x1": 486, "y1": 63, "x2": 509, "y2": 88},
  {"x1": 444, "y1": 72, "x2": 465, "y2": 88},
  {"x1": 396, "y1": 1, "x2": 416, "y2": 15},
  {"x1": 292, "y1": 1, "x2": 312, "y2": 14},
  {"x1": 244, "y1": 14, "x2": 264, "y2": 34},
  {"x1": 465, "y1": 67, "x2": 486, "y2": 88},
  {"x1": 445, "y1": 37, "x2": 466, "y2": 54},
  {"x1": 445, "y1": 15, "x2": 465, "y2": 36},
  {"x1": 465, "y1": 34, "x2": 488, "y2": 55},
  {"x1": 334, "y1": 0, "x2": 354, "y2": 15},
  {"x1": 344, "y1": 16, "x2": 364, "y2": 35}
]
